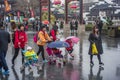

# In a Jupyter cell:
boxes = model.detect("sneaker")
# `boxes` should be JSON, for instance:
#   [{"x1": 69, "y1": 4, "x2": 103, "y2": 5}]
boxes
[
  {"x1": 70, "y1": 56, "x2": 74, "y2": 60},
  {"x1": 90, "y1": 62, "x2": 94, "y2": 66},
  {"x1": 2, "y1": 70, "x2": 9, "y2": 75},
  {"x1": 0, "y1": 68, "x2": 2, "y2": 72},
  {"x1": 99, "y1": 62, "x2": 104, "y2": 66}
]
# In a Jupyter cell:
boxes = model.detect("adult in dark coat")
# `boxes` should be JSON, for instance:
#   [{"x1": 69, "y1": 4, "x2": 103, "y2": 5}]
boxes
[
  {"x1": 96, "y1": 19, "x2": 103, "y2": 35},
  {"x1": 75, "y1": 20, "x2": 78, "y2": 31},
  {"x1": 0, "y1": 22, "x2": 10, "y2": 75},
  {"x1": 88, "y1": 26, "x2": 104, "y2": 66},
  {"x1": 70, "y1": 21, "x2": 74, "y2": 34},
  {"x1": 60, "y1": 21, "x2": 64, "y2": 30}
]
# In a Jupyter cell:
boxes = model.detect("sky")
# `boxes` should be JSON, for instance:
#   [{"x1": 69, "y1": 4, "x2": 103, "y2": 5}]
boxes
[
  {"x1": 51, "y1": 0, "x2": 112, "y2": 3},
  {"x1": 51, "y1": 0, "x2": 113, "y2": 3}
]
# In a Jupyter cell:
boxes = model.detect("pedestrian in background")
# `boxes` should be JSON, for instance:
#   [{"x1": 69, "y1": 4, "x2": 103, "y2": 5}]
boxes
[
  {"x1": 96, "y1": 18, "x2": 103, "y2": 35},
  {"x1": 75, "y1": 20, "x2": 78, "y2": 34},
  {"x1": 53, "y1": 21, "x2": 58, "y2": 30},
  {"x1": 60, "y1": 21, "x2": 64, "y2": 30},
  {"x1": 37, "y1": 25, "x2": 52, "y2": 63},
  {"x1": 70, "y1": 20, "x2": 74, "y2": 34},
  {"x1": 88, "y1": 26, "x2": 104, "y2": 66},
  {"x1": 0, "y1": 21, "x2": 10, "y2": 75},
  {"x1": 12, "y1": 24, "x2": 28, "y2": 67},
  {"x1": 50, "y1": 26, "x2": 59, "y2": 41}
]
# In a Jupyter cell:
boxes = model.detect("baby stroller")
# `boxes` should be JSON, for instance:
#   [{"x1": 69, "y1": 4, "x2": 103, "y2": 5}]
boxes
[
  {"x1": 46, "y1": 41, "x2": 69, "y2": 66},
  {"x1": 20, "y1": 46, "x2": 41, "y2": 72},
  {"x1": 46, "y1": 47, "x2": 63, "y2": 65},
  {"x1": 65, "y1": 39, "x2": 74, "y2": 59}
]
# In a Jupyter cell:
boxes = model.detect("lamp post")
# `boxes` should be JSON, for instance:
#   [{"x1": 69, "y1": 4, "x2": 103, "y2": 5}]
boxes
[
  {"x1": 39, "y1": 0, "x2": 42, "y2": 27},
  {"x1": 65, "y1": 0, "x2": 68, "y2": 24},
  {"x1": 79, "y1": 0, "x2": 83, "y2": 24},
  {"x1": 48, "y1": 0, "x2": 51, "y2": 23}
]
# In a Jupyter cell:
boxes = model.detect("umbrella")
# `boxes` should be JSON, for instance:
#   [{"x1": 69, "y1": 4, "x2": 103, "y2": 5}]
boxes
[
  {"x1": 47, "y1": 41, "x2": 70, "y2": 48},
  {"x1": 10, "y1": 20, "x2": 15, "y2": 22},
  {"x1": 23, "y1": 18, "x2": 28, "y2": 21},
  {"x1": 70, "y1": 5, "x2": 78, "y2": 9},
  {"x1": 28, "y1": 17, "x2": 35, "y2": 22},
  {"x1": 42, "y1": 7, "x2": 48, "y2": 11},
  {"x1": 65, "y1": 36, "x2": 80, "y2": 44},
  {"x1": 42, "y1": 20, "x2": 49, "y2": 25},
  {"x1": 53, "y1": 0, "x2": 61, "y2": 5},
  {"x1": 100, "y1": 17, "x2": 108, "y2": 23}
]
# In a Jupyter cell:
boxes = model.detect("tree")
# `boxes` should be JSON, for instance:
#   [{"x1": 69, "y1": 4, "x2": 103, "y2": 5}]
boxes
[
  {"x1": 12, "y1": 0, "x2": 39, "y2": 17},
  {"x1": 42, "y1": 12, "x2": 56, "y2": 25}
]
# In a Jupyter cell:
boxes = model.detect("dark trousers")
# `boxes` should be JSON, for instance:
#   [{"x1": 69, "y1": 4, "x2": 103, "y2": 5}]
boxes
[
  {"x1": 12, "y1": 48, "x2": 24, "y2": 64},
  {"x1": 37, "y1": 45, "x2": 45, "y2": 60},
  {"x1": 90, "y1": 55, "x2": 102, "y2": 64},
  {"x1": 99, "y1": 28, "x2": 102, "y2": 35},
  {"x1": 0, "y1": 50, "x2": 8, "y2": 71}
]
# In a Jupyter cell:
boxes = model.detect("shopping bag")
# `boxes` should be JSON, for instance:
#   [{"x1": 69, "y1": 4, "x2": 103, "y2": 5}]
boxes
[{"x1": 92, "y1": 43, "x2": 98, "y2": 55}]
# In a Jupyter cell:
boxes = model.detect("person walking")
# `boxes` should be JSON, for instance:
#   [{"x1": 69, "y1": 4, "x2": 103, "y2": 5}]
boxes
[
  {"x1": 70, "y1": 20, "x2": 74, "y2": 34},
  {"x1": 50, "y1": 26, "x2": 58, "y2": 41},
  {"x1": 96, "y1": 18, "x2": 103, "y2": 35},
  {"x1": 53, "y1": 21, "x2": 58, "y2": 30},
  {"x1": 60, "y1": 21, "x2": 64, "y2": 30},
  {"x1": 12, "y1": 24, "x2": 27, "y2": 67},
  {"x1": 88, "y1": 26, "x2": 104, "y2": 66},
  {"x1": 0, "y1": 21, "x2": 10, "y2": 75},
  {"x1": 37, "y1": 25, "x2": 52, "y2": 63},
  {"x1": 75, "y1": 20, "x2": 78, "y2": 33}
]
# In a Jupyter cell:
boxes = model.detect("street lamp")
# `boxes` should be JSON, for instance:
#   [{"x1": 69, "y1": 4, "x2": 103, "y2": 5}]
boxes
[
  {"x1": 39, "y1": 0, "x2": 42, "y2": 27},
  {"x1": 48, "y1": 0, "x2": 51, "y2": 23},
  {"x1": 79, "y1": 0, "x2": 83, "y2": 24},
  {"x1": 65, "y1": 0, "x2": 68, "y2": 24}
]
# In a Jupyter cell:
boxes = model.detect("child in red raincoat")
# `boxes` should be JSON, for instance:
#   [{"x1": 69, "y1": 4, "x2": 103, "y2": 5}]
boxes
[
  {"x1": 12, "y1": 24, "x2": 28, "y2": 67},
  {"x1": 65, "y1": 39, "x2": 74, "y2": 58}
]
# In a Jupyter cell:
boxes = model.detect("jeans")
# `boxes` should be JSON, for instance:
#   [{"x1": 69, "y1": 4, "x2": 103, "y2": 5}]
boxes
[
  {"x1": 0, "y1": 50, "x2": 9, "y2": 71},
  {"x1": 37, "y1": 45, "x2": 45, "y2": 60},
  {"x1": 12, "y1": 48, "x2": 24, "y2": 64}
]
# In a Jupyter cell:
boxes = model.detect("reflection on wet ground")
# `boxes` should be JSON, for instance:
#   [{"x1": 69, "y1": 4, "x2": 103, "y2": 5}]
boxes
[{"x1": 1, "y1": 32, "x2": 120, "y2": 80}]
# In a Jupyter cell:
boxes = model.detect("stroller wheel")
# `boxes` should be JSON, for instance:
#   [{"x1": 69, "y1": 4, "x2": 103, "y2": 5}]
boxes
[
  {"x1": 28, "y1": 67, "x2": 33, "y2": 73},
  {"x1": 28, "y1": 68, "x2": 33, "y2": 73},
  {"x1": 39, "y1": 66, "x2": 42, "y2": 71},
  {"x1": 58, "y1": 63, "x2": 61, "y2": 67},
  {"x1": 63, "y1": 61, "x2": 66, "y2": 66},
  {"x1": 48, "y1": 61, "x2": 52, "y2": 65},
  {"x1": 20, "y1": 66, "x2": 25, "y2": 73}
]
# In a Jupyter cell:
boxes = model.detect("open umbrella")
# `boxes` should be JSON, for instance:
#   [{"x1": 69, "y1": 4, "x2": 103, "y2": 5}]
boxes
[
  {"x1": 23, "y1": 18, "x2": 28, "y2": 21},
  {"x1": 28, "y1": 17, "x2": 35, "y2": 22},
  {"x1": 65, "y1": 36, "x2": 80, "y2": 44},
  {"x1": 47, "y1": 41, "x2": 70, "y2": 48},
  {"x1": 42, "y1": 20, "x2": 49, "y2": 25},
  {"x1": 42, "y1": 7, "x2": 48, "y2": 11},
  {"x1": 10, "y1": 20, "x2": 15, "y2": 22},
  {"x1": 70, "y1": 5, "x2": 78, "y2": 9},
  {"x1": 53, "y1": 0, "x2": 61, "y2": 5},
  {"x1": 100, "y1": 17, "x2": 108, "y2": 23}
]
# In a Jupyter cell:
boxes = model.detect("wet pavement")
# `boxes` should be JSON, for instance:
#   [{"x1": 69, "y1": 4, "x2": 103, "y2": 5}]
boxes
[{"x1": 1, "y1": 31, "x2": 120, "y2": 80}]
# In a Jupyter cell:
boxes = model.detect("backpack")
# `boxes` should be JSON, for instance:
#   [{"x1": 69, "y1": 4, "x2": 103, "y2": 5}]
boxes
[
  {"x1": 12, "y1": 30, "x2": 19, "y2": 44},
  {"x1": 33, "y1": 32, "x2": 39, "y2": 43}
]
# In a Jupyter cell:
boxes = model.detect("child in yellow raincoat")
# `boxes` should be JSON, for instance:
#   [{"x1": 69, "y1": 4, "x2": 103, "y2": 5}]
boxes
[
  {"x1": 20, "y1": 46, "x2": 41, "y2": 72},
  {"x1": 24, "y1": 46, "x2": 38, "y2": 60}
]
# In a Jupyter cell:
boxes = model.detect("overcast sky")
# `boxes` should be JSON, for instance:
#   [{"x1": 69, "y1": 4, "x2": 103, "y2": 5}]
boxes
[
  {"x1": 95, "y1": 0, "x2": 112, "y2": 3},
  {"x1": 51, "y1": 0, "x2": 113, "y2": 3}
]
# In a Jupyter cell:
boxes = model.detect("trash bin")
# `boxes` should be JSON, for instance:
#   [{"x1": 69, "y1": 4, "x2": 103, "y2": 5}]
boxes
[{"x1": 108, "y1": 26, "x2": 120, "y2": 37}]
